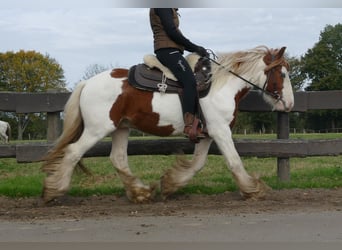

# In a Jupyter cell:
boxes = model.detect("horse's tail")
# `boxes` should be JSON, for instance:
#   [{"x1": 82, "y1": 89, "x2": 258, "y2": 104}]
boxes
[
  {"x1": 42, "y1": 81, "x2": 87, "y2": 173},
  {"x1": 6, "y1": 122, "x2": 11, "y2": 143}
]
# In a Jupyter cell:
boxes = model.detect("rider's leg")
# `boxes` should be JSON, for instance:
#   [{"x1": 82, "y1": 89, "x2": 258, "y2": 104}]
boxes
[{"x1": 155, "y1": 48, "x2": 205, "y2": 142}]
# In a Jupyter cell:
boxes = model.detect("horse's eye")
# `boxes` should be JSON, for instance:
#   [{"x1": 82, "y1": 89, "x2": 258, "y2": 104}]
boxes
[{"x1": 281, "y1": 72, "x2": 286, "y2": 78}]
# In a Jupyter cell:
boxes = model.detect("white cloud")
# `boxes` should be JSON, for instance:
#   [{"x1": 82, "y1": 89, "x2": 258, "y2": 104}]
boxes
[
  {"x1": 0, "y1": 8, "x2": 341, "y2": 87},
  {"x1": 1, "y1": 0, "x2": 342, "y2": 8}
]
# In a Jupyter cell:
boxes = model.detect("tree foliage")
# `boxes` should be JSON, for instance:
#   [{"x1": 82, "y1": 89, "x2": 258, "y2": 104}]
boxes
[
  {"x1": 302, "y1": 23, "x2": 342, "y2": 91},
  {"x1": 300, "y1": 24, "x2": 342, "y2": 132},
  {"x1": 286, "y1": 56, "x2": 306, "y2": 91},
  {"x1": 0, "y1": 50, "x2": 66, "y2": 92}
]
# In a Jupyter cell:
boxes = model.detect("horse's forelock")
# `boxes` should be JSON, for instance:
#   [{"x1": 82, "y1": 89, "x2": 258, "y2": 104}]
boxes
[{"x1": 264, "y1": 58, "x2": 289, "y2": 72}]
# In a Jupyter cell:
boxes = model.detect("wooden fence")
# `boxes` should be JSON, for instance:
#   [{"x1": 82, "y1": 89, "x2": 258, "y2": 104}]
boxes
[{"x1": 1, "y1": 90, "x2": 342, "y2": 181}]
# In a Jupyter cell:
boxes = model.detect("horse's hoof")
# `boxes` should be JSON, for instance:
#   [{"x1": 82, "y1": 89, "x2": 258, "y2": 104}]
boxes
[
  {"x1": 160, "y1": 183, "x2": 177, "y2": 200},
  {"x1": 240, "y1": 179, "x2": 271, "y2": 200},
  {"x1": 126, "y1": 184, "x2": 158, "y2": 203},
  {"x1": 160, "y1": 176, "x2": 178, "y2": 200},
  {"x1": 41, "y1": 187, "x2": 63, "y2": 204}
]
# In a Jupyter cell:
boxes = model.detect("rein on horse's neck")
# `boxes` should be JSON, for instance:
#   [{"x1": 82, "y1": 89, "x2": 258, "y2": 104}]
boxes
[{"x1": 207, "y1": 57, "x2": 280, "y2": 100}]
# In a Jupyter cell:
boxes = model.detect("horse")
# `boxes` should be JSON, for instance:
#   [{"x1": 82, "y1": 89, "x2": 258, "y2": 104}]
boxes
[
  {"x1": 42, "y1": 45, "x2": 294, "y2": 203},
  {"x1": 0, "y1": 120, "x2": 11, "y2": 144}
]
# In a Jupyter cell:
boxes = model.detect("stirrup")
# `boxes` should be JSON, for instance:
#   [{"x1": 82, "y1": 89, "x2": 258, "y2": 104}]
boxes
[
  {"x1": 183, "y1": 117, "x2": 207, "y2": 143},
  {"x1": 183, "y1": 129, "x2": 206, "y2": 143}
]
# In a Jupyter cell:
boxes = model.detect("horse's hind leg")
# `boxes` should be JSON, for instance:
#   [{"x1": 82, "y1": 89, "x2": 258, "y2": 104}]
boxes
[
  {"x1": 0, "y1": 134, "x2": 6, "y2": 144},
  {"x1": 110, "y1": 128, "x2": 156, "y2": 203},
  {"x1": 43, "y1": 130, "x2": 103, "y2": 202},
  {"x1": 161, "y1": 138, "x2": 213, "y2": 199}
]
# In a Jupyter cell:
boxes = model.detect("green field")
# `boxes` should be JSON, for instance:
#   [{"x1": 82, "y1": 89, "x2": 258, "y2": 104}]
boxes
[{"x1": 0, "y1": 133, "x2": 341, "y2": 198}]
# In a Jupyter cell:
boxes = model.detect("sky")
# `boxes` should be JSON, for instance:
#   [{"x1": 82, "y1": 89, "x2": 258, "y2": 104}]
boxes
[{"x1": 0, "y1": 1, "x2": 341, "y2": 89}]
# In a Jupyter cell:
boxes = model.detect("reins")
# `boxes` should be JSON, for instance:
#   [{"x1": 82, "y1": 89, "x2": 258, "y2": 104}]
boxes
[{"x1": 204, "y1": 50, "x2": 282, "y2": 101}]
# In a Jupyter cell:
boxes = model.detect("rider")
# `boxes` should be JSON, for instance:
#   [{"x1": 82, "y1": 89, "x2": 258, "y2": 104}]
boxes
[{"x1": 149, "y1": 8, "x2": 209, "y2": 142}]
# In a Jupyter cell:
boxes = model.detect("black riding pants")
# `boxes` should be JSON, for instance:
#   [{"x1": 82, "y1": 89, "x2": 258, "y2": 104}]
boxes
[{"x1": 155, "y1": 48, "x2": 197, "y2": 115}]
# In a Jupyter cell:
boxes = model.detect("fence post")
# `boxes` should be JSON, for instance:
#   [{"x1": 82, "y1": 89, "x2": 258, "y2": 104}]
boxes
[
  {"x1": 277, "y1": 112, "x2": 290, "y2": 181},
  {"x1": 47, "y1": 89, "x2": 62, "y2": 142}
]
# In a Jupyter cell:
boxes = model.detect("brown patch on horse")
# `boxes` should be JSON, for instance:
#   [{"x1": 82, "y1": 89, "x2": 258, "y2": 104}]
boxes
[
  {"x1": 109, "y1": 80, "x2": 175, "y2": 136},
  {"x1": 230, "y1": 87, "x2": 250, "y2": 128},
  {"x1": 110, "y1": 68, "x2": 129, "y2": 78}
]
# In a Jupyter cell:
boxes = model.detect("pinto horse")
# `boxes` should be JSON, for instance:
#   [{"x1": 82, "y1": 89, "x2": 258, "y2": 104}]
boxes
[
  {"x1": 42, "y1": 46, "x2": 294, "y2": 203},
  {"x1": 0, "y1": 120, "x2": 11, "y2": 144}
]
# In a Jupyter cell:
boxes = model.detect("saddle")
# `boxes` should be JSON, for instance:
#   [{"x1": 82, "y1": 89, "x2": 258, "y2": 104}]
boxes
[{"x1": 127, "y1": 54, "x2": 212, "y2": 98}]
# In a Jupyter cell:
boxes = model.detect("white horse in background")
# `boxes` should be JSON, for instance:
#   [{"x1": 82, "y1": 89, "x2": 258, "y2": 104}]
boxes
[{"x1": 0, "y1": 120, "x2": 11, "y2": 144}]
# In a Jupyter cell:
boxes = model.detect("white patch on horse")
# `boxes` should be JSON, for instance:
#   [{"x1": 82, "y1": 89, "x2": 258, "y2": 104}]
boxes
[{"x1": 151, "y1": 92, "x2": 184, "y2": 134}]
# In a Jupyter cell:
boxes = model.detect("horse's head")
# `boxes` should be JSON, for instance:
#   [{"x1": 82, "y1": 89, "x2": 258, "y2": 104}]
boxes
[
  {"x1": 260, "y1": 47, "x2": 294, "y2": 112},
  {"x1": 210, "y1": 46, "x2": 294, "y2": 112}
]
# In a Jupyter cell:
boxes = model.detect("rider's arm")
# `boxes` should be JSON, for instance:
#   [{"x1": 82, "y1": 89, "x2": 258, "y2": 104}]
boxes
[{"x1": 154, "y1": 8, "x2": 199, "y2": 53}]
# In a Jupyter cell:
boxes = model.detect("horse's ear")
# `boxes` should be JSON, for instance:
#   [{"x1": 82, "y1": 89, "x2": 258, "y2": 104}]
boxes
[{"x1": 277, "y1": 47, "x2": 286, "y2": 58}]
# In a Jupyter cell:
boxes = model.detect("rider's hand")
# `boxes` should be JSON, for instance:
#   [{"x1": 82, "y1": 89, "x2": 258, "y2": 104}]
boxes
[{"x1": 196, "y1": 46, "x2": 209, "y2": 58}]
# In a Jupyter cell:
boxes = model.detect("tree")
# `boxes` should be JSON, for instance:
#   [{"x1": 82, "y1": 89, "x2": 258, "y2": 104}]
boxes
[
  {"x1": 300, "y1": 23, "x2": 342, "y2": 131},
  {"x1": 0, "y1": 50, "x2": 66, "y2": 92},
  {"x1": 82, "y1": 63, "x2": 112, "y2": 80},
  {"x1": 0, "y1": 50, "x2": 67, "y2": 140},
  {"x1": 287, "y1": 56, "x2": 306, "y2": 91},
  {"x1": 302, "y1": 23, "x2": 342, "y2": 91}
]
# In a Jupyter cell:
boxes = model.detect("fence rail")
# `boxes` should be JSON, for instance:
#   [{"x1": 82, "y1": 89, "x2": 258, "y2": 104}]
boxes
[
  {"x1": 1, "y1": 138, "x2": 342, "y2": 162},
  {"x1": 1, "y1": 90, "x2": 342, "y2": 181},
  {"x1": 2, "y1": 90, "x2": 342, "y2": 113}
]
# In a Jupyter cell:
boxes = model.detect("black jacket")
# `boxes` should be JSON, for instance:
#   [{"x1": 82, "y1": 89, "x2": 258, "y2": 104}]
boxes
[{"x1": 154, "y1": 8, "x2": 199, "y2": 52}]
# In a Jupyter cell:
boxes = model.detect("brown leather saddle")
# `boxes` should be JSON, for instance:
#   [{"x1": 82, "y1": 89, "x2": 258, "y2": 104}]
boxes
[{"x1": 127, "y1": 57, "x2": 212, "y2": 98}]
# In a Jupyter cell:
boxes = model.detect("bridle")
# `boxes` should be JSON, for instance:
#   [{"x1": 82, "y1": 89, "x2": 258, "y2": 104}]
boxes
[{"x1": 204, "y1": 50, "x2": 285, "y2": 103}]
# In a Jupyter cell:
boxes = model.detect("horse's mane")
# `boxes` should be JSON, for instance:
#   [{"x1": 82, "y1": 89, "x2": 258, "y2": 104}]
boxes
[{"x1": 211, "y1": 45, "x2": 285, "y2": 90}]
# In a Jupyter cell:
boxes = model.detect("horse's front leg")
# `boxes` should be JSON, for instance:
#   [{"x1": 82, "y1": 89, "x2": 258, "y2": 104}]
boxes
[
  {"x1": 161, "y1": 137, "x2": 213, "y2": 199},
  {"x1": 110, "y1": 128, "x2": 157, "y2": 203},
  {"x1": 212, "y1": 126, "x2": 270, "y2": 200}
]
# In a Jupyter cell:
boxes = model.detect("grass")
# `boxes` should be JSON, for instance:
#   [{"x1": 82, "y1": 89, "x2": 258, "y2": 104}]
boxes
[
  {"x1": 0, "y1": 133, "x2": 341, "y2": 198},
  {"x1": 0, "y1": 154, "x2": 341, "y2": 198},
  {"x1": 233, "y1": 132, "x2": 342, "y2": 140}
]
